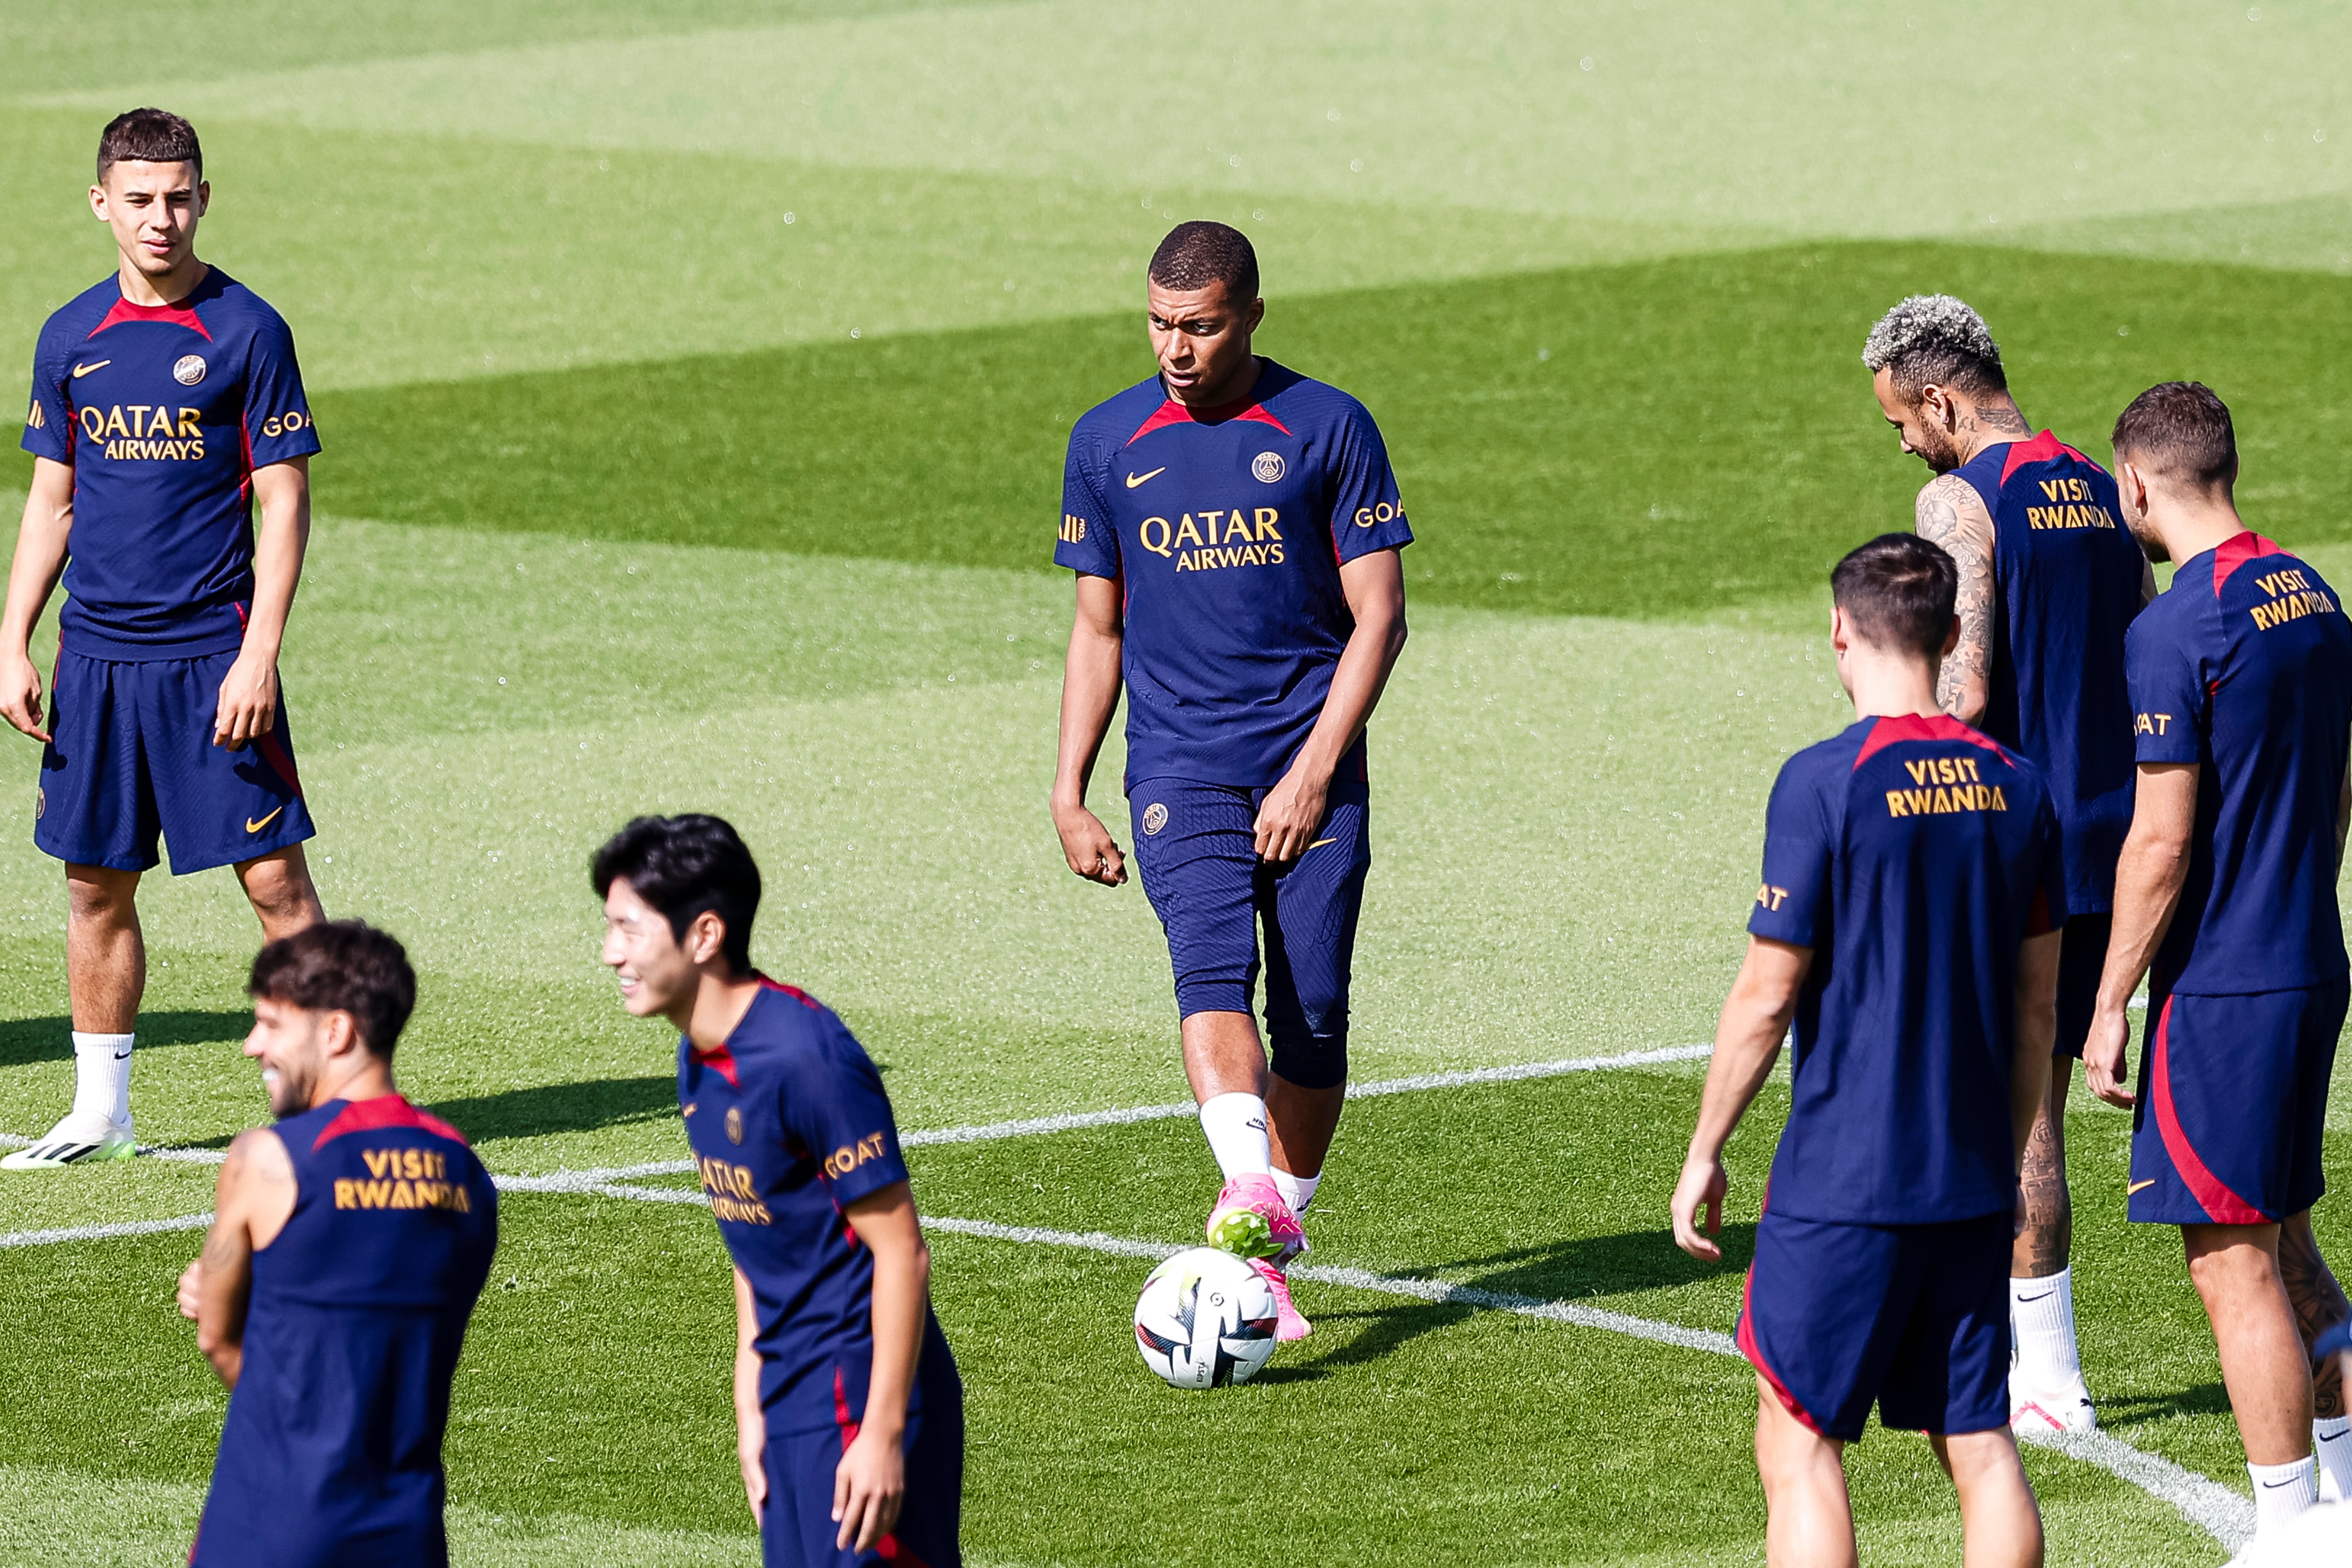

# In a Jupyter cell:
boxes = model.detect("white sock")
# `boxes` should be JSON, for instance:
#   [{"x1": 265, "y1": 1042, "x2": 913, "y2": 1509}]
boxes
[
  {"x1": 2315, "y1": 1416, "x2": 2351, "y2": 1503},
  {"x1": 2249, "y1": 1456, "x2": 2318, "y2": 1535},
  {"x1": 70, "y1": 1032, "x2": 134, "y2": 1124},
  {"x1": 1198, "y1": 1093, "x2": 1271, "y2": 1182},
  {"x1": 1271, "y1": 1167, "x2": 1321, "y2": 1216},
  {"x1": 2010, "y1": 1267, "x2": 2084, "y2": 1386}
]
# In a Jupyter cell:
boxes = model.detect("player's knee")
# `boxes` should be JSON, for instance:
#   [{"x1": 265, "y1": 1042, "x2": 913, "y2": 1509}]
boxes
[
  {"x1": 65, "y1": 866, "x2": 140, "y2": 921},
  {"x1": 1268, "y1": 1029, "x2": 1346, "y2": 1091}
]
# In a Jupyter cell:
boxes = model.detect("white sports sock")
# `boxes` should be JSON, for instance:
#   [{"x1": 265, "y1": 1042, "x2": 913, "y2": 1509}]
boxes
[
  {"x1": 1271, "y1": 1167, "x2": 1321, "y2": 1216},
  {"x1": 70, "y1": 1031, "x2": 134, "y2": 1124},
  {"x1": 2249, "y1": 1456, "x2": 2318, "y2": 1536},
  {"x1": 2315, "y1": 1416, "x2": 2352, "y2": 1503},
  {"x1": 1198, "y1": 1093, "x2": 1271, "y2": 1182},
  {"x1": 2010, "y1": 1267, "x2": 2084, "y2": 1386}
]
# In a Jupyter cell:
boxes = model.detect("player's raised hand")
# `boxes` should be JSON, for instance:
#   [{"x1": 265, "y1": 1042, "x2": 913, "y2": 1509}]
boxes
[
  {"x1": 0, "y1": 651, "x2": 48, "y2": 742},
  {"x1": 1254, "y1": 763, "x2": 1330, "y2": 864},
  {"x1": 213, "y1": 652, "x2": 279, "y2": 750},
  {"x1": 1671, "y1": 1154, "x2": 1729, "y2": 1261},
  {"x1": 833, "y1": 1424, "x2": 906, "y2": 1552},
  {"x1": 1052, "y1": 800, "x2": 1127, "y2": 885},
  {"x1": 2082, "y1": 1006, "x2": 2137, "y2": 1109}
]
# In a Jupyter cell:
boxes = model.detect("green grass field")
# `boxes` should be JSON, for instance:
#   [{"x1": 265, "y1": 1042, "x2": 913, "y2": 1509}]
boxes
[{"x1": 2, "y1": 2, "x2": 2350, "y2": 1562}]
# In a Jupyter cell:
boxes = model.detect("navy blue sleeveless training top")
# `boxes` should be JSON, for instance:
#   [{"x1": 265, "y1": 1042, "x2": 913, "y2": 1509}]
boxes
[
  {"x1": 193, "y1": 1095, "x2": 498, "y2": 1568},
  {"x1": 1952, "y1": 430, "x2": 2147, "y2": 914}
]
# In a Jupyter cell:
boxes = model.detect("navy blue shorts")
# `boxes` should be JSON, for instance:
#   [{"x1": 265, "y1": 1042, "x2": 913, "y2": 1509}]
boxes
[
  {"x1": 1127, "y1": 759, "x2": 1372, "y2": 1091},
  {"x1": 37, "y1": 648, "x2": 314, "y2": 876},
  {"x1": 761, "y1": 1395, "x2": 962, "y2": 1568},
  {"x1": 2054, "y1": 912, "x2": 2111, "y2": 1059},
  {"x1": 1738, "y1": 1210, "x2": 2011, "y2": 1442},
  {"x1": 2130, "y1": 982, "x2": 2344, "y2": 1226}
]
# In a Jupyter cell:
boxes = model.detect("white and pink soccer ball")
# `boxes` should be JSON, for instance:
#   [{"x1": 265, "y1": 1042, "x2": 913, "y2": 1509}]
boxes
[{"x1": 1133, "y1": 1247, "x2": 1279, "y2": 1388}]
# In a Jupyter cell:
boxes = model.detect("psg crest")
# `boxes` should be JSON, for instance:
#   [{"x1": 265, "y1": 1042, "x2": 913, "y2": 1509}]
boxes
[
  {"x1": 1252, "y1": 451, "x2": 1284, "y2": 483},
  {"x1": 173, "y1": 354, "x2": 206, "y2": 385}
]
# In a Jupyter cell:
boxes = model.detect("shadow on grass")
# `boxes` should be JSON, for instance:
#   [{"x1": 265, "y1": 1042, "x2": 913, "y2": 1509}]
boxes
[
  {"x1": 423, "y1": 1074, "x2": 679, "y2": 1144},
  {"x1": 2095, "y1": 1382, "x2": 2235, "y2": 1425},
  {"x1": 1261, "y1": 1225, "x2": 1755, "y2": 1381},
  {"x1": 0, "y1": 1010, "x2": 250, "y2": 1068}
]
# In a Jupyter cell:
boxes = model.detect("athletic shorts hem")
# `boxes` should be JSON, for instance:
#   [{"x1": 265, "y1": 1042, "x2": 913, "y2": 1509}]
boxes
[
  {"x1": 31, "y1": 832, "x2": 159, "y2": 874},
  {"x1": 162, "y1": 819, "x2": 317, "y2": 877}
]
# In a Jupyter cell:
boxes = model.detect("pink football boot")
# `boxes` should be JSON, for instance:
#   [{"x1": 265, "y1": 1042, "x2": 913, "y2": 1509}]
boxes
[
  {"x1": 1249, "y1": 1256, "x2": 1314, "y2": 1342},
  {"x1": 1205, "y1": 1173, "x2": 1307, "y2": 1265}
]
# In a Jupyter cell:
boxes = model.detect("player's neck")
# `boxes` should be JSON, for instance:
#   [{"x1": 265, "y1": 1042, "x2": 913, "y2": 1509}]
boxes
[
  {"x1": 677, "y1": 968, "x2": 764, "y2": 1053},
  {"x1": 1951, "y1": 398, "x2": 2033, "y2": 468},
  {"x1": 309, "y1": 1055, "x2": 397, "y2": 1109},
  {"x1": 1165, "y1": 354, "x2": 1261, "y2": 411},
  {"x1": 2144, "y1": 493, "x2": 2249, "y2": 567},
  {"x1": 115, "y1": 254, "x2": 207, "y2": 309},
  {"x1": 1844, "y1": 653, "x2": 1942, "y2": 722}
]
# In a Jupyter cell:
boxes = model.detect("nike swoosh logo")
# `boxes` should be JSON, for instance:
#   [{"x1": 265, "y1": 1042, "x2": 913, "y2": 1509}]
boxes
[
  {"x1": 71, "y1": 360, "x2": 110, "y2": 379},
  {"x1": 2128, "y1": 1179, "x2": 2157, "y2": 1194},
  {"x1": 245, "y1": 805, "x2": 286, "y2": 834},
  {"x1": 1125, "y1": 467, "x2": 1166, "y2": 488},
  {"x1": 2262, "y1": 1478, "x2": 2304, "y2": 1488},
  {"x1": 1306, "y1": 838, "x2": 1336, "y2": 850},
  {"x1": 2015, "y1": 1290, "x2": 2058, "y2": 1305}
]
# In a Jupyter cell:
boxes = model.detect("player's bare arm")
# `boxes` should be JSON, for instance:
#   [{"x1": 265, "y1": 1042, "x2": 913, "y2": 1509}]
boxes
[
  {"x1": 2083, "y1": 763, "x2": 2199, "y2": 1108},
  {"x1": 178, "y1": 1125, "x2": 294, "y2": 1386},
  {"x1": 1051, "y1": 572, "x2": 1128, "y2": 886},
  {"x1": 0, "y1": 456, "x2": 73, "y2": 742},
  {"x1": 1672, "y1": 935, "x2": 1811, "y2": 1261},
  {"x1": 833, "y1": 1179, "x2": 927, "y2": 1552},
  {"x1": 215, "y1": 455, "x2": 309, "y2": 750},
  {"x1": 1913, "y1": 475, "x2": 1995, "y2": 724},
  {"x1": 731, "y1": 1264, "x2": 767, "y2": 1524},
  {"x1": 1254, "y1": 548, "x2": 1407, "y2": 864},
  {"x1": 2010, "y1": 931, "x2": 2061, "y2": 1177}
]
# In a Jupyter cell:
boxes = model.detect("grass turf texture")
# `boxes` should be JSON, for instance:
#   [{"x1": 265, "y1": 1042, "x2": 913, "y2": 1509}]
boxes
[{"x1": 3, "y1": 0, "x2": 2352, "y2": 1560}]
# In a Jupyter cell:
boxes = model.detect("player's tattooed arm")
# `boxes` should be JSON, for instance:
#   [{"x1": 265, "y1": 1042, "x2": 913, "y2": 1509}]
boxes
[
  {"x1": 1915, "y1": 475, "x2": 1995, "y2": 724},
  {"x1": 2280, "y1": 1213, "x2": 2351, "y2": 1420}
]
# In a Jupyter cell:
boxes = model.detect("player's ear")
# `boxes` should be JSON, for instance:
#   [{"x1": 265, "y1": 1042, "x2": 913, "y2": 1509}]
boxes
[
  {"x1": 684, "y1": 908, "x2": 727, "y2": 967},
  {"x1": 323, "y1": 1009, "x2": 361, "y2": 1059},
  {"x1": 1242, "y1": 296, "x2": 1265, "y2": 335},
  {"x1": 1941, "y1": 615, "x2": 1962, "y2": 658},
  {"x1": 195, "y1": 180, "x2": 210, "y2": 216}
]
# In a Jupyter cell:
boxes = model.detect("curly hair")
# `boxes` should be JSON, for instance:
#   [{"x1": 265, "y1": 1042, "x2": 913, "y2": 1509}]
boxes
[{"x1": 1862, "y1": 294, "x2": 2006, "y2": 403}]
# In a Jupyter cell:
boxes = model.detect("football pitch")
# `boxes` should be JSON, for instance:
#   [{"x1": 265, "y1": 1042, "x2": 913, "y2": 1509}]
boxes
[{"x1": 3, "y1": 2, "x2": 2352, "y2": 1562}]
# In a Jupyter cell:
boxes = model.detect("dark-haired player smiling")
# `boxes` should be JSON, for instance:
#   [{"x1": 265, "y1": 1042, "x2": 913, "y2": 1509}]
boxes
[
  {"x1": 1050, "y1": 222, "x2": 1411, "y2": 1341},
  {"x1": 596, "y1": 813, "x2": 962, "y2": 1568}
]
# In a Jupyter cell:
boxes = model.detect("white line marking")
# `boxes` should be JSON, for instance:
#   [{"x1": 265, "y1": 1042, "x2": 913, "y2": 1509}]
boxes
[
  {"x1": 916, "y1": 1214, "x2": 2248, "y2": 1550},
  {"x1": 0, "y1": 1211, "x2": 214, "y2": 1250},
  {"x1": 2018, "y1": 1427, "x2": 2251, "y2": 1549}
]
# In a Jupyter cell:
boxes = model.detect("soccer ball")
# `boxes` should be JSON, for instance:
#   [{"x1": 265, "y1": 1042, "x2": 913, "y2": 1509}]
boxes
[{"x1": 1133, "y1": 1246, "x2": 1279, "y2": 1388}]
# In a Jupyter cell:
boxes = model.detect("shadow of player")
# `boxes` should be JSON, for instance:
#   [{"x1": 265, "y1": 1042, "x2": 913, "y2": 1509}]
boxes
[
  {"x1": 421, "y1": 1074, "x2": 680, "y2": 1145},
  {"x1": 0, "y1": 1009, "x2": 252, "y2": 1069}
]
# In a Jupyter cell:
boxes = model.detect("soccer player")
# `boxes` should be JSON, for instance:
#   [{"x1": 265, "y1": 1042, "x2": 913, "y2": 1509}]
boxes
[
  {"x1": 176, "y1": 921, "x2": 496, "y2": 1567},
  {"x1": 596, "y1": 814, "x2": 962, "y2": 1568},
  {"x1": 2082, "y1": 382, "x2": 2352, "y2": 1551},
  {"x1": 1863, "y1": 294, "x2": 2151, "y2": 1432},
  {"x1": 1050, "y1": 221, "x2": 1410, "y2": 1341},
  {"x1": 4, "y1": 108, "x2": 325, "y2": 1170},
  {"x1": 1673, "y1": 534, "x2": 2063, "y2": 1568}
]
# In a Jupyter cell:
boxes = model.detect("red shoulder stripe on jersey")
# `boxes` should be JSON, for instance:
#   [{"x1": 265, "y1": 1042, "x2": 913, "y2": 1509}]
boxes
[
  {"x1": 88, "y1": 295, "x2": 213, "y2": 342},
  {"x1": 1851, "y1": 712, "x2": 2012, "y2": 772},
  {"x1": 757, "y1": 975, "x2": 824, "y2": 1010},
  {"x1": 2210, "y1": 531, "x2": 2282, "y2": 596},
  {"x1": 1997, "y1": 430, "x2": 2064, "y2": 485},
  {"x1": 690, "y1": 1043, "x2": 741, "y2": 1089},
  {"x1": 312, "y1": 1093, "x2": 469, "y2": 1151},
  {"x1": 2147, "y1": 997, "x2": 2266, "y2": 1223},
  {"x1": 1124, "y1": 397, "x2": 1293, "y2": 446}
]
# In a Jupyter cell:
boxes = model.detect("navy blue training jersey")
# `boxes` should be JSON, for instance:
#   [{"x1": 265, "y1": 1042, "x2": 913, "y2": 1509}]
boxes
[
  {"x1": 195, "y1": 1096, "x2": 497, "y2": 1568},
  {"x1": 21, "y1": 269, "x2": 320, "y2": 661},
  {"x1": 1951, "y1": 430, "x2": 2147, "y2": 914},
  {"x1": 1056, "y1": 360, "x2": 1412, "y2": 788},
  {"x1": 681, "y1": 979, "x2": 958, "y2": 1437},
  {"x1": 2127, "y1": 533, "x2": 2352, "y2": 997},
  {"x1": 1749, "y1": 714, "x2": 2067, "y2": 1225}
]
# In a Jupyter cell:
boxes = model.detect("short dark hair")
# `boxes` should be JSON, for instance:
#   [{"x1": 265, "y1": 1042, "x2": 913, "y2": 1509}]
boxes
[
  {"x1": 1861, "y1": 294, "x2": 2007, "y2": 404},
  {"x1": 98, "y1": 109, "x2": 202, "y2": 183},
  {"x1": 249, "y1": 922, "x2": 417, "y2": 1060},
  {"x1": 1148, "y1": 221, "x2": 1259, "y2": 304},
  {"x1": 591, "y1": 814, "x2": 762, "y2": 975},
  {"x1": 1832, "y1": 534, "x2": 1959, "y2": 658},
  {"x1": 2111, "y1": 381, "x2": 2237, "y2": 492}
]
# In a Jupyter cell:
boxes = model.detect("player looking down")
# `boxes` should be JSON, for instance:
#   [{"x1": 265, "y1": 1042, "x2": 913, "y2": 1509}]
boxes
[
  {"x1": 1865, "y1": 293, "x2": 2151, "y2": 1433},
  {"x1": 1049, "y1": 221, "x2": 1411, "y2": 1342},
  {"x1": 596, "y1": 814, "x2": 963, "y2": 1568},
  {"x1": 1674, "y1": 534, "x2": 2063, "y2": 1568},
  {"x1": 2082, "y1": 383, "x2": 2352, "y2": 1554},
  {"x1": 178, "y1": 921, "x2": 496, "y2": 1568},
  {"x1": 5, "y1": 108, "x2": 325, "y2": 1171}
]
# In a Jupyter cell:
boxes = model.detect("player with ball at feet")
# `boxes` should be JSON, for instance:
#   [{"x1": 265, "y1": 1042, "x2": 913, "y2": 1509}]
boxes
[
  {"x1": 1674, "y1": 535, "x2": 2064, "y2": 1568},
  {"x1": 1051, "y1": 221, "x2": 1411, "y2": 1342},
  {"x1": 596, "y1": 814, "x2": 963, "y2": 1568}
]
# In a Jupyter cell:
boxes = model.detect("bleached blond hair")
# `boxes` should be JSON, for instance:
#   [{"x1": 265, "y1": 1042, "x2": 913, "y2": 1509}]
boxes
[{"x1": 1861, "y1": 294, "x2": 2006, "y2": 401}]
